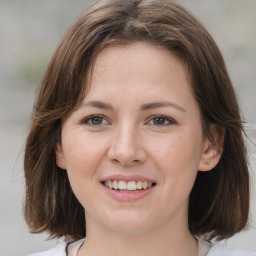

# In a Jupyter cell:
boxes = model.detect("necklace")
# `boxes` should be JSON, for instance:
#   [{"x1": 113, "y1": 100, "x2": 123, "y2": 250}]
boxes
[
  {"x1": 72, "y1": 238, "x2": 211, "y2": 256},
  {"x1": 67, "y1": 239, "x2": 84, "y2": 256},
  {"x1": 75, "y1": 240, "x2": 84, "y2": 256}
]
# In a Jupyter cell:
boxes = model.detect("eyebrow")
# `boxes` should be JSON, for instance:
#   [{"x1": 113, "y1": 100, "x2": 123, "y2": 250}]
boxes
[
  {"x1": 81, "y1": 100, "x2": 113, "y2": 110},
  {"x1": 141, "y1": 101, "x2": 186, "y2": 112},
  {"x1": 81, "y1": 100, "x2": 186, "y2": 112}
]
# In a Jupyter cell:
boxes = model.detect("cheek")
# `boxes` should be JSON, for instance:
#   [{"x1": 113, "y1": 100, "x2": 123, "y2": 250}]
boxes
[
  {"x1": 62, "y1": 133, "x2": 109, "y2": 197},
  {"x1": 63, "y1": 140, "x2": 100, "y2": 207},
  {"x1": 151, "y1": 132, "x2": 202, "y2": 171},
  {"x1": 148, "y1": 129, "x2": 203, "y2": 197},
  {"x1": 63, "y1": 132, "x2": 105, "y2": 169}
]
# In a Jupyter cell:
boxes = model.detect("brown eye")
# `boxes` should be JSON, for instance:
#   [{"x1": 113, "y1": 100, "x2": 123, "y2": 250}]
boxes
[
  {"x1": 148, "y1": 115, "x2": 175, "y2": 126},
  {"x1": 90, "y1": 116, "x2": 103, "y2": 125},
  {"x1": 153, "y1": 117, "x2": 166, "y2": 125},
  {"x1": 82, "y1": 115, "x2": 109, "y2": 126}
]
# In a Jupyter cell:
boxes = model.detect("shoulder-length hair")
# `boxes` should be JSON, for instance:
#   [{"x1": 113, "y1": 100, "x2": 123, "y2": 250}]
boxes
[{"x1": 24, "y1": 0, "x2": 249, "y2": 241}]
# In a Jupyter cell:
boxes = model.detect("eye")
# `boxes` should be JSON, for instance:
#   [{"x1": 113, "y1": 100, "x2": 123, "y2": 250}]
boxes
[
  {"x1": 82, "y1": 115, "x2": 110, "y2": 126},
  {"x1": 147, "y1": 115, "x2": 175, "y2": 126}
]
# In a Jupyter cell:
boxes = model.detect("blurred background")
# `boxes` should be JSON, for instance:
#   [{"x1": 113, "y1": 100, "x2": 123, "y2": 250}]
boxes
[{"x1": 0, "y1": 0, "x2": 255, "y2": 255}]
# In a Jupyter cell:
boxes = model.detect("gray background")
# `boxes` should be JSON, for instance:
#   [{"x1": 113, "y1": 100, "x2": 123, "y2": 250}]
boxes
[{"x1": 0, "y1": 0, "x2": 255, "y2": 255}]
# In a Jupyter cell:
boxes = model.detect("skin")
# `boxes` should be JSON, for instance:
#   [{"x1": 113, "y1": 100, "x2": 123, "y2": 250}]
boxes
[{"x1": 56, "y1": 42, "x2": 222, "y2": 256}]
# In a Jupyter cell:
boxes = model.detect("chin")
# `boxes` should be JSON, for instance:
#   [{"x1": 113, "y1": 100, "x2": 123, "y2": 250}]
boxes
[{"x1": 102, "y1": 211, "x2": 156, "y2": 235}]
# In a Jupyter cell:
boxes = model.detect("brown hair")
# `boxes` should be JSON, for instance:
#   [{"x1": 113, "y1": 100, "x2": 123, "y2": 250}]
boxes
[{"x1": 24, "y1": 0, "x2": 249, "y2": 241}]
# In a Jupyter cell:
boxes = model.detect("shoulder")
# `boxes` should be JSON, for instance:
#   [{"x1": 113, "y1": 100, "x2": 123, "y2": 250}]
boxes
[
  {"x1": 26, "y1": 242, "x2": 68, "y2": 256},
  {"x1": 208, "y1": 243, "x2": 256, "y2": 256}
]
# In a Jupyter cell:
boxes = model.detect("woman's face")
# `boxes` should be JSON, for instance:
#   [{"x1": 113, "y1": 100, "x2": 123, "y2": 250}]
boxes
[{"x1": 56, "y1": 42, "x2": 213, "y2": 235}]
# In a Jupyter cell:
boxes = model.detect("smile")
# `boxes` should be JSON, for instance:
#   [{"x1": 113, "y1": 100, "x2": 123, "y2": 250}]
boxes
[
  {"x1": 101, "y1": 176, "x2": 157, "y2": 201},
  {"x1": 103, "y1": 180, "x2": 155, "y2": 192}
]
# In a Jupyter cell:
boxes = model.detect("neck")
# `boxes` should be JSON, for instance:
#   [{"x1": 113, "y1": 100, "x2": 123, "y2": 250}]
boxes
[{"x1": 79, "y1": 215, "x2": 198, "y2": 256}]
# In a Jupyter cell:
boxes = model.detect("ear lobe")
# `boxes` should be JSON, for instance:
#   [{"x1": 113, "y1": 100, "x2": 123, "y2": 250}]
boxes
[
  {"x1": 198, "y1": 124, "x2": 225, "y2": 172},
  {"x1": 55, "y1": 143, "x2": 66, "y2": 170}
]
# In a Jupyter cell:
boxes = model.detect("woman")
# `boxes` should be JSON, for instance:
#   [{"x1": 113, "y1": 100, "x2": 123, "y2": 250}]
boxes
[{"x1": 24, "y1": 0, "x2": 255, "y2": 255}]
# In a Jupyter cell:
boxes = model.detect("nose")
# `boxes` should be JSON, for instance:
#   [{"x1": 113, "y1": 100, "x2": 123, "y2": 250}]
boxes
[{"x1": 107, "y1": 124, "x2": 147, "y2": 167}]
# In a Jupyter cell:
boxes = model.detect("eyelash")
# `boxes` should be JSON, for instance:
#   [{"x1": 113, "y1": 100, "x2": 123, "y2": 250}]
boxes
[
  {"x1": 146, "y1": 115, "x2": 176, "y2": 126},
  {"x1": 81, "y1": 115, "x2": 110, "y2": 126},
  {"x1": 81, "y1": 115, "x2": 176, "y2": 127}
]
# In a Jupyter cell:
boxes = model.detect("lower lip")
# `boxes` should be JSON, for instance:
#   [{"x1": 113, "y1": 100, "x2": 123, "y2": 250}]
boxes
[{"x1": 101, "y1": 183, "x2": 155, "y2": 201}]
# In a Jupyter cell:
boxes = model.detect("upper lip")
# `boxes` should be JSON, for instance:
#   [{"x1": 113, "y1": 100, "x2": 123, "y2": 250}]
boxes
[{"x1": 101, "y1": 174, "x2": 156, "y2": 183}]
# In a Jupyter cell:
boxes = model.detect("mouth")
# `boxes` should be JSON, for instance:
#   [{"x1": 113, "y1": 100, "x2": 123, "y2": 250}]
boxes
[{"x1": 101, "y1": 180, "x2": 156, "y2": 192}]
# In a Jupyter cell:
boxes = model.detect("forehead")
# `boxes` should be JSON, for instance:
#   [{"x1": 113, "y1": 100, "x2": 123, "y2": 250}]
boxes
[
  {"x1": 87, "y1": 42, "x2": 191, "y2": 94},
  {"x1": 94, "y1": 42, "x2": 188, "y2": 72},
  {"x1": 79, "y1": 42, "x2": 199, "y2": 116}
]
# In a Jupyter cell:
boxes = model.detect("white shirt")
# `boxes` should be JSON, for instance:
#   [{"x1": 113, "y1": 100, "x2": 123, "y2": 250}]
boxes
[{"x1": 27, "y1": 240, "x2": 256, "y2": 256}]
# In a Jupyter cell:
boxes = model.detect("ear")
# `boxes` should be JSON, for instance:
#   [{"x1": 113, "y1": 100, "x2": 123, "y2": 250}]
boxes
[
  {"x1": 198, "y1": 124, "x2": 225, "y2": 172},
  {"x1": 55, "y1": 142, "x2": 66, "y2": 170}
]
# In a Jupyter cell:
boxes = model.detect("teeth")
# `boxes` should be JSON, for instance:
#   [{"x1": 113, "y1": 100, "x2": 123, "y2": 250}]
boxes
[
  {"x1": 127, "y1": 181, "x2": 137, "y2": 190},
  {"x1": 107, "y1": 180, "x2": 113, "y2": 189},
  {"x1": 142, "y1": 181, "x2": 148, "y2": 189},
  {"x1": 113, "y1": 180, "x2": 118, "y2": 189},
  {"x1": 118, "y1": 181, "x2": 127, "y2": 190},
  {"x1": 104, "y1": 180, "x2": 154, "y2": 191},
  {"x1": 137, "y1": 181, "x2": 142, "y2": 189}
]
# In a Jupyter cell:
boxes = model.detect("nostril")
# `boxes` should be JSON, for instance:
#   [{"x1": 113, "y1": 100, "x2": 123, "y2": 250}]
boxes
[
  {"x1": 112, "y1": 159, "x2": 121, "y2": 164},
  {"x1": 110, "y1": 157, "x2": 140, "y2": 166}
]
